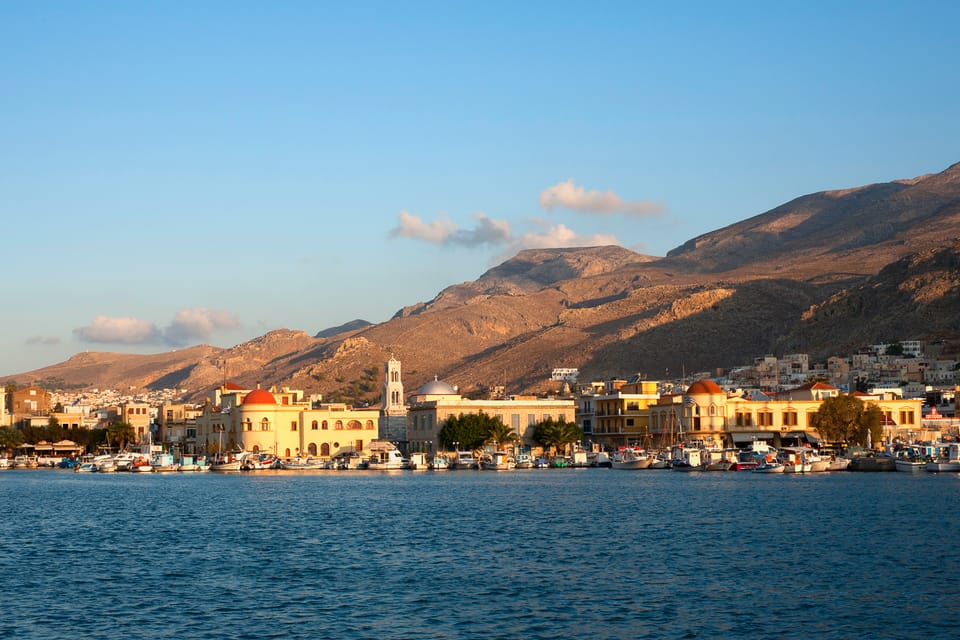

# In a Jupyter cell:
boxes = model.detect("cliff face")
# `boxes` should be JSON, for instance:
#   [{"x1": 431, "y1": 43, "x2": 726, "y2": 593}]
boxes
[{"x1": 7, "y1": 163, "x2": 960, "y2": 401}]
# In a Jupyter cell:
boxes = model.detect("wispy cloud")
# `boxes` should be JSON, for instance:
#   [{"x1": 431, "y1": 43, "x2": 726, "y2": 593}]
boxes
[
  {"x1": 539, "y1": 179, "x2": 664, "y2": 216},
  {"x1": 74, "y1": 316, "x2": 162, "y2": 344},
  {"x1": 26, "y1": 336, "x2": 61, "y2": 345},
  {"x1": 74, "y1": 308, "x2": 240, "y2": 347},
  {"x1": 495, "y1": 222, "x2": 620, "y2": 262},
  {"x1": 163, "y1": 308, "x2": 240, "y2": 346},
  {"x1": 390, "y1": 211, "x2": 511, "y2": 246}
]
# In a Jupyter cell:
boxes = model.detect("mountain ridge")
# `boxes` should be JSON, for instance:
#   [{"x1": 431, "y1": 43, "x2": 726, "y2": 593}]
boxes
[{"x1": 6, "y1": 162, "x2": 960, "y2": 402}]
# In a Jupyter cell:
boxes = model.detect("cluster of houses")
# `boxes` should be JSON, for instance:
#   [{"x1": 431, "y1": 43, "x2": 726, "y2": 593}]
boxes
[{"x1": 3, "y1": 339, "x2": 959, "y2": 459}]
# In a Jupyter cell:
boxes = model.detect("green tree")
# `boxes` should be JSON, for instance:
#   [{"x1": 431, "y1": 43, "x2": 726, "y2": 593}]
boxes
[
  {"x1": 0, "y1": 426, "x2": 23, "y2": 454},
  {"x1": 533, "y1": 417, "x2": 583, "y2": 455},
  {"x1": 438, "y1": 412, "x2": 502, "y2": 450},
  {"x1": 812, "y1": 395, "x2": 882, "y2": 447},
  {"x1": 108, "y1": 421, "x2": 136, "y2": 451},
  {"x1": 484, "y1": 421, "x2": 518, "y2": 449}
]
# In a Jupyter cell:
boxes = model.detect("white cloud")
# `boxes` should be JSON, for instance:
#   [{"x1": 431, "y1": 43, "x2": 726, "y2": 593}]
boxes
[
  {"x1": 74, "y1": 316, "x2": 162, "y2": 344},
  {"x1": 74, "y1": 308, "x2": 240, "y2": 347},
  {"x1": 495, "y1": 223, "x2": 620, "y2": 262},
  {"x1": 539, "y1": 179, "x2": 664, "y2": 216},
  {"x1": 390, "y1": 211, "x2": 511, "y2": 246},
  {"x1": 164, "y1": 308, "x2": 240, "y2": 346},
  {"x1": 389, "y1": 210, "x2": 458, "y2": 244}
]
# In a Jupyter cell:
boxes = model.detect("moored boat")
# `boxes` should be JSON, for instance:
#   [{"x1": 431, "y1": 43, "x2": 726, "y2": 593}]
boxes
[
  {"x1": 367, "y1": 441, "x2": 407, "y2": 470},
  {"x1": 610, "y1": 447, "x2": 652, "y2": 470},
  {"x1": 480, "y1": 451, "x2": 516, "y2": 471}
]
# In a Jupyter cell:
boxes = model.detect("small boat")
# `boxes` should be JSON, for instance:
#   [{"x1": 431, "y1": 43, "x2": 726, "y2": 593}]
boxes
[
  {"x1": 74, "y1": 461, "x2": 98, "y2": 473},
  {"x1": 367, "y1": 441, "x2": 407, "y2": 470},
  {"x1": 333, "y1": 452, "x2": 365, "y2": 470},
  {"x1": 480, "y1": 451, "x2": 516, "y2": 471},
  {"x1": 209, "y1": 454, "x2": 243, "y2": 472},
  {"x1": 0, "y1": 457, "x2": 10, "y2": 470},
  {"x1": 453, "y1": 450, "x2": 478, "y2": 470},
  {"x1": 429, "y1": 454, "x2": 450, "y2": 470},
  {"x1": 925, "y1": 443, "x2": 960, "y2": 472},
  {"x1": 533, "y1": 456, "x2": 550, "y2": 469},
  {"x1": 895, "y1": 447, "x2": 928, "y2": 473},
  {"x1": 514, "y1": 453, "x2": 533, "y2": 469},
  {"x1": 611, "y1": 447, "x2": 653, "y2": 470},
  {"x1": 753, "y1": 460, "x2": 785, "y2": 473},
  {"x1": 549, "y1": 456, "x2": 569, "y2": 468},
  {"x1": 406, "y1": 452, "x2": 430, "y2": 470},
  {"x1": 131, "y1": 457, "x2": 153, "y2": 473},
  {"x1": 586, "y1": 451, "x2": 611, "y2": 468},
  {"x1": 279, "y1": 456, "x2": 326, "y2": 470}
]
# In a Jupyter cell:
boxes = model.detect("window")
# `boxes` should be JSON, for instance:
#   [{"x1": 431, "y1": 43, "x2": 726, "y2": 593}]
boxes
[
  {"x1": 321, "y1": 443, "x2": 330, "y2": 456},
  {"x1": 261, "y1": 418, "x2": 270, "y2": 431},
  {"x1": 335, "y1": 420, "x2": 343, "y2": 430},
  {"x1": 736, "y1": 412, "x2": 752, "y2": 427},
  {"x1": 366, "y1": 420, "x2": 375, "y2": 430},
  {"x1": 783, "y1": 411, "x2": 798, "y2": 427},
  {"x1": 311, "y1": 420, "x2": 318, "y2": 430},
  {"x1": 322, "y1": 421, "x2": 328, "y2": 430},
  {"x1": 758, "y1": 411, "x2": 774, "y2": 427},
  {"x1": 244, "y1": 419, "x2": 252, "y2": 432},
  {"x1": 900, "y1": 410, "x2": 915, "y2": 425},
  {"x1": 347, "y1": 420, "x2": 362, "y2": 430},
  {"x1": 292, "y1": 421, "x2": 298, "y2": 431}
]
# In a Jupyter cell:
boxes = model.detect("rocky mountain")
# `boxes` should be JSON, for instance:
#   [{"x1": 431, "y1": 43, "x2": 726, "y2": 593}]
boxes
[{"x1": 6, "y1": 162, "x2": 960, "y2": 402}]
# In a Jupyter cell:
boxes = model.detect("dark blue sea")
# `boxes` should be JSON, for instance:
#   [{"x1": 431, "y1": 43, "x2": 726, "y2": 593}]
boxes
[{"x1": 2, "y1": 468, "x2": 959, "y2": 639}]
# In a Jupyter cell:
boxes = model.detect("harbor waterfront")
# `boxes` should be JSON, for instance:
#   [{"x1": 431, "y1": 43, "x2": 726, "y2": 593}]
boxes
[{"x1": 1, "y1": 469, "x2": 958, "y2": 639}]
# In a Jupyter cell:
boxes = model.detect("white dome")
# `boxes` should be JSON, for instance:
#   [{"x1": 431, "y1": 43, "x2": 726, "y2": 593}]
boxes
[{"x1": 418, "y1": 377, "x2": 457, "y2": 395}]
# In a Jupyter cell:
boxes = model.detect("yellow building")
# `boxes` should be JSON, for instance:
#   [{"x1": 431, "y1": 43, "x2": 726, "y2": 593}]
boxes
[
  {"x1": 591, "y1": 380, "x2": 659, "y2": 449},
  {"x1": 406, "y1": 378, "x2": 576, "y2": 454},
  {"x1": 647, "y1": 379, "x2": 924, "y2": 448},
  {"x1": 194, "y1": 384, "x2": 380, "y2": 459}
]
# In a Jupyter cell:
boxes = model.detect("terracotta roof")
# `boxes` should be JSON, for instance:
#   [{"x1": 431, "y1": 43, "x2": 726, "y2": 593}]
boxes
[
  {"x1": 242, "y1": 389, "x2": 276, "y2": 405},
  {"x1": 686, "y1": 380, "x2": 722, "y2": 395},
  {"x1": 224, "y1": 382, "x2": 246, "y2": 391}
]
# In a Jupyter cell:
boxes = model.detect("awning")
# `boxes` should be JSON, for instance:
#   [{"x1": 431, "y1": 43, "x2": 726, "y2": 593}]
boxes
[
  {"x1": 783, "y1": 431, "x2": 821, "y2": 444},
  {"x1": 730, "y1": 432, "x2": 775, "y2": 444}
]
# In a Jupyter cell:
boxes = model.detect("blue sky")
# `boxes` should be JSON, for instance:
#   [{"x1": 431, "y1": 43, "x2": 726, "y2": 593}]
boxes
[{"x1": 2, "y1": 1, "x2": 958, "y2": 376}]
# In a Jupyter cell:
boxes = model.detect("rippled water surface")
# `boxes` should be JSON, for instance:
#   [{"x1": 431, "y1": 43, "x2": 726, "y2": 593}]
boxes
[{"x1": 2, "y1": 469, "x2": 959, "y2": 639}]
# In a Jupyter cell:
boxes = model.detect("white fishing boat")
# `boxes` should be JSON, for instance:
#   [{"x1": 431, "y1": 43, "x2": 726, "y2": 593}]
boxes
[
  {"x1": 430, "y1": 454, "x2": 450, "y2": 470},
  {"x1": 514, "y1": 453, "x2": 533, "y2": 469},
  {"x1": 611, "y1": 447, "x2": 653, "y2": 470},
  {"x1": 753, "y1": 460, "x2": 785, "y2": 473},
  {"x1": 367, "y1": 441, "x2": 407, "y2": 470},
  {"x1": 925, "y1": 443, "x2": 960, "y2": 472},
  {"x1": 0, "y1": 457, "x2": 10, "y2": 470},
  {"x1": 406, "y1": 452, "x2": 430, "y2": 470},
  {"x1": 279, "y1": 456, "x2": 325, "y2": 470},
  {"x1": 131, "y1": 456, "x2": 153, "y2": 473},
  {"x1": 453, "y1": 450, "x2": 478, "y2": 470},
  {"x1": 480, "y1": 451, "x2": 516, "y2": 471},
  {"x1": 209, "y1": 453, "x2": 243, "y2": 472}
]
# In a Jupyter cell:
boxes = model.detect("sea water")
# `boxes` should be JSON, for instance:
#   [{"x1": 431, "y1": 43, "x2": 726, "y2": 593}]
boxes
[{"x1": 1, "y1": 469, "x2": 958, "y2": 639}]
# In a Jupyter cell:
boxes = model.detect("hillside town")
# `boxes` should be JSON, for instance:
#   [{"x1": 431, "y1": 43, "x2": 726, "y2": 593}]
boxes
[{"x1": 1, "y1": 339, "x2": 958, "y2": 471}]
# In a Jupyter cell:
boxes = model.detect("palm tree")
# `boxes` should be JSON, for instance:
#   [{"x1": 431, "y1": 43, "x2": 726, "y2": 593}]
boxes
[
  {"x1": 484, "y1": 422, "x2": 518, "y2": 450},
  {"x1": 533, "y1": 417, "x2": 583, "y2": 456},
  {"x1": 108, "y1": 421, "x2": 135, "y2": 451}
]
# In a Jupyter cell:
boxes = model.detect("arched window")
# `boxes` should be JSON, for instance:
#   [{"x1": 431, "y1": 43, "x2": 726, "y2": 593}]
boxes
[
  {"x1": 322, "y1": 421, "x2": 328, "y2": 430},
  {"x1": 244, "y1": 419, "x2": 252, "y2": 432},
  {"x1": 366, "y1": 420, "x2": 375, "y2": 430},
  {"x1": 321, "y1": 443, "x2": 330, "y2": 456},
  {"x1": 284, "y1": 448, "x2": 291, "y2": 457},
  {"x1": 261, "y1": 418, "x2": 270, "y2": 431},
  {"x1": 311, "y1": 420, "x2": 319, "y2": 430},
  {"x1": 335, "y1": 420, "x2": 344, "y2": 430},
  {"x1": 307, "y1": 443, "x2": 317, "y2": 456},
  {"x1": 252, "y1": 445, "x2": 260, "y2": 453},
  {"x1": 347, "y1": 420, "x2": 361, "y2": 430}
]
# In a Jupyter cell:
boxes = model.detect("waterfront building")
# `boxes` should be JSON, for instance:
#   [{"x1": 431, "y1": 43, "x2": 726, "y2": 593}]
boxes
[
  {"x1": 589, "y1": 379, "x2": 659, "y2": 450},
  {"x1": 406, "y1": 377, "x2": 576, "y2": 454},
  {"x1": 8, "y1": 385, "x2": 51, "y2": 427},
  {"x1": 118, "y1": 401, "x2": 152, "y2": 444},
  {"x1": 193, "y1": 384, "x2": 380, "y2": 459},
  {"x1": 647, "y1": 378, "x2": 925, "y2": 448},
  {"x1": 156, "y1": 402, "x2": 201, "y2": 449}
]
